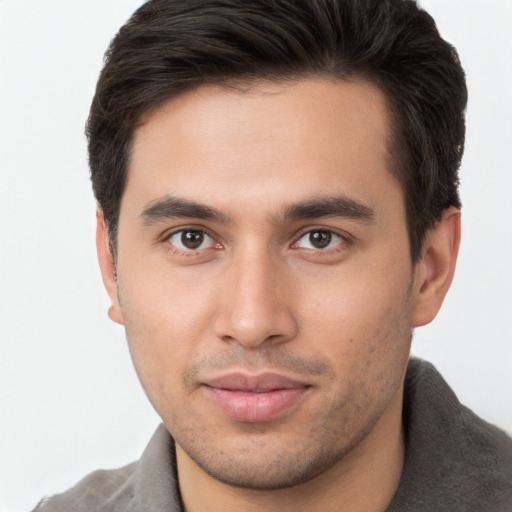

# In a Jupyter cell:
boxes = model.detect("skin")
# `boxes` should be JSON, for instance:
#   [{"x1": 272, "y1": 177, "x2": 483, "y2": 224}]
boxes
[{"x1": 97, "y1": 79, "x2": 460, "y2": 511}]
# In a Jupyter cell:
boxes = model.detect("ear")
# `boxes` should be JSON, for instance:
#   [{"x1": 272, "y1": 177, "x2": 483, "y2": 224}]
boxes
[
  {"x1": 412, "y1": 207, "x2": 461, "y2": 327},
  {"x1": 96, "y1": 209, "x2": 124, "y2": 325}
]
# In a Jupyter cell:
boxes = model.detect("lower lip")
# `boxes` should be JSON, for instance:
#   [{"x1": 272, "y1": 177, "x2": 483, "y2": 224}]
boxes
[{"x1": 203, "y1": 386, "x2": 310, "y2": 422}]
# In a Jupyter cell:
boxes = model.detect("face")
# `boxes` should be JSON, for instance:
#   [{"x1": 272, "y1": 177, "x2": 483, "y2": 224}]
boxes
[{"x1": 109, "y1": 79, "x2": 419, "y2": 489}]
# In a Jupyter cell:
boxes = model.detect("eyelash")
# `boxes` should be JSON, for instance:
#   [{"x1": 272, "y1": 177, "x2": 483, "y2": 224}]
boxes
[
  {"x1": 162, "y1": 227, "x2": 351, "y2": 257},
  {"x1": 162, "y1": 227, "x2": 220, "y2": 257},
  {"x1": 292, "y1": 228, "x2": 350, "y2": 252}
]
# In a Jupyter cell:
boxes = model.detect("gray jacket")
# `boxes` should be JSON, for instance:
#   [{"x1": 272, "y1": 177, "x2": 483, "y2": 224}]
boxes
[{"x1": 34, "y1": 358, "x2": 512, "y2": 511}]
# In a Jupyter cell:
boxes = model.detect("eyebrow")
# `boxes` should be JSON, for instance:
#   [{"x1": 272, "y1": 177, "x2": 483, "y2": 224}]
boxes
[
  {"x1": 140, "y1": 196, "x2": 231, "y2": 225},
  {"x1": 140, "y1": 194, "x2": 375, "y2": 225},
  {"x1": 278, "y1": 196, "x2": 375, "y2": 224}
]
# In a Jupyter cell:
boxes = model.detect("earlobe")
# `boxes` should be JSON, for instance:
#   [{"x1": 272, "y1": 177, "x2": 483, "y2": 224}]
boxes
[
  {"x1": 96, "y1": 209, "x2": 125, "y2": 325},
  {"x1": 412, "y1": 207, "x2": 461, "y2": 327}
]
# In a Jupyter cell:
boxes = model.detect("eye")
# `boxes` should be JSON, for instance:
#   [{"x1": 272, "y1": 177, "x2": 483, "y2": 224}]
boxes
[
  {"x1": 167, "y1": 229, "x2": 215, "y2": 251},
  {"x1": 294, "y1": 230, "x2": 345, "y2": 250}
]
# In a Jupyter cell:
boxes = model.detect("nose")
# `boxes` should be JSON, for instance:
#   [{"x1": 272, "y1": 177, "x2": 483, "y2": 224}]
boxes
[{"x1": 213, "y1": 246, "x2": 298, "y2": 348}]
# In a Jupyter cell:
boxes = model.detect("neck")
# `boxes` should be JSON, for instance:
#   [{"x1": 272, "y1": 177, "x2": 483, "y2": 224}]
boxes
[{"x1": 177, "y1": 385, "x2": 405, "y2": 512}]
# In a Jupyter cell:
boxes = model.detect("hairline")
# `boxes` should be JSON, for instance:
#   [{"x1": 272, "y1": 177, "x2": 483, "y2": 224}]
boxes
[{"x1": 106, "y1": 73, "x2": 421, "y2": 263}]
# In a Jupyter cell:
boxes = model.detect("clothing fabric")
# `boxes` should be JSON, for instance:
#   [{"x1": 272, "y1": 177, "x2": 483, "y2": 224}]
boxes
[{"x1": 33, "y1": 358, "x2": 512, "y2": 511}]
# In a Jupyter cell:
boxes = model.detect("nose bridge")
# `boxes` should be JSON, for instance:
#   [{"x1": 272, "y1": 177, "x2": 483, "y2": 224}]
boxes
[{"x1": 214, "y1": 241, "x2": 297, "y2": 347}]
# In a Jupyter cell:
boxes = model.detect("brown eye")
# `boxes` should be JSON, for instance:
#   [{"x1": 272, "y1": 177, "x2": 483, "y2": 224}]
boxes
[
  {"x1": 309, "y1": 231, "x2": 332, "y2": 248},
  {"x1": 181, "y1": 230, "x2": 204, "y2": 249},
  {"x1": 295, "y1": 230, "x2": 344, "y2": 250},
  {"x1": 168, "y1": 230, "x2": 212, "y2": 251}
]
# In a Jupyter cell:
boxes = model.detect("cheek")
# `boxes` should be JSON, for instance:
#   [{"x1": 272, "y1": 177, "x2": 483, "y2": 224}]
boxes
[
  {"x1": 117, "y1": 270, "x2": 218, "y2": 395},
  {"x1": 296, "y1": 256, "x2": 413, "y2": 383},
  {"x1": 299, "y1": 256, "x2": 411, "y2": 335}
]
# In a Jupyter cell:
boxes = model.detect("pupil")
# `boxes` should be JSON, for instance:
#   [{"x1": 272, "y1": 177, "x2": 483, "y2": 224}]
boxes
[
  {"x1": 310, "y1": 231, "x2": 331, "y2": 249},
  {"x1": 182, "y1": 230, "x2": 204, "y2": 249}
]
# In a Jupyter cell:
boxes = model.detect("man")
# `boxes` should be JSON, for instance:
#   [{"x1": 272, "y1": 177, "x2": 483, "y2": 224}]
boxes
[{"x1": 34, "y1": 0, "x2": 512, "y2": 510}]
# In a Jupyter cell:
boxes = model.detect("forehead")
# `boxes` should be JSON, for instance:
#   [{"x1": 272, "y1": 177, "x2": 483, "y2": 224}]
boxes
[{"x1": 125, "y1": 78, "x2": 401, "y2": 220}]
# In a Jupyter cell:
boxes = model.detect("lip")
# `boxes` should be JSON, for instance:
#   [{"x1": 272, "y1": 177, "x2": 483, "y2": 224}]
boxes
[{"x1": 201, "y1": 372, "x2": 312, "y2": 423}]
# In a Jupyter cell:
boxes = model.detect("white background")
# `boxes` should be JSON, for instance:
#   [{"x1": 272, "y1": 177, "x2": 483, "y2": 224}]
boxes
[{"x1": 1, "y1": 1, "x2": 511, "y2": 510}]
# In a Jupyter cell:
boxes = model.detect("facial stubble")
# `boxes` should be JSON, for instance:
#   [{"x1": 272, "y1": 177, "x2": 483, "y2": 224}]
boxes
[{"x1": 166, "y1": 294, "x2": 414, "y2": 491}]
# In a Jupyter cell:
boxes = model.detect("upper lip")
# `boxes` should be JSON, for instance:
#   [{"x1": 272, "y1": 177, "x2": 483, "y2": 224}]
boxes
[{"x1": 201, "y1": 372, "x2": 311, "y2": 392}]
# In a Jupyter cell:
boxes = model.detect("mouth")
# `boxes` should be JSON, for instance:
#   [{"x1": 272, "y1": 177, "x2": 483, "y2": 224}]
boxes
[{"x1": 201, "y1": 373, "x2": 312, "y2": 423}]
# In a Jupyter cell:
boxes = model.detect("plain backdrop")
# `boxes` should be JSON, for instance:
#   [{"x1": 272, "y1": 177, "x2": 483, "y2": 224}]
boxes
[{"x1": 1, "y1": 1, "x2": 511, "y2": 510}]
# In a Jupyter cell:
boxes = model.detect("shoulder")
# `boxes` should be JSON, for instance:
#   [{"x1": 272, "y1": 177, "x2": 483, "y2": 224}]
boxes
[
  {"x1": 32, "y1": 461, "x2": 138, "y2": 512},
  {"x1": 32, "y1": 424, "x2": 180, "y2": 512},
  {"x1": 391, "y1": 358, "x2": 512, "y2": 511}
]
